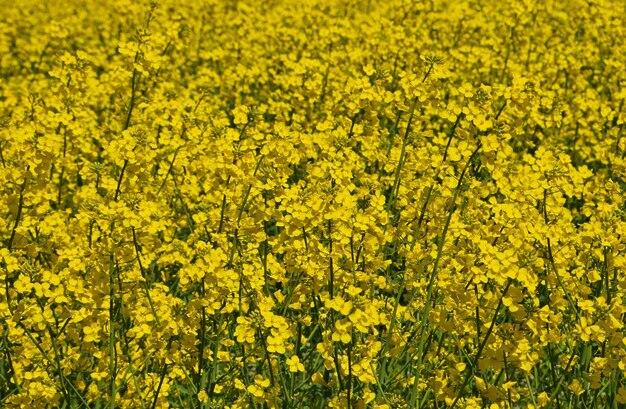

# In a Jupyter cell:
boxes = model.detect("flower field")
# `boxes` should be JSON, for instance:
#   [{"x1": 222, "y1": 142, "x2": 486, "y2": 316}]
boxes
[{"x1": 2, "y1": 0, "x2": 626, "y2": 408}]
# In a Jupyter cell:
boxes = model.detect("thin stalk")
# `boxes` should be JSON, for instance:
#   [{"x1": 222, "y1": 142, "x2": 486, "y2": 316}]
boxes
[
  {"x1": 131, "y1": 227, "x2": 160, "y2": 325},
  {"x1": 543, "y1": 189, "x2": 580, "y2": 319},
  {"x1": 449, "y1": 279, "x2": 512, "y2": 409},
  {"x1": 150, "y1": 364, "x2": 169, "y2": 409},
  {"x1": 7, "y1": 180, "x2": 26, "y2": 251},
  {"x1": 411, "y1": 144, "x2": 481, "y2": 407},
  {"x1": 109, "y1": 255, "x2": 117, "y2": 409}
]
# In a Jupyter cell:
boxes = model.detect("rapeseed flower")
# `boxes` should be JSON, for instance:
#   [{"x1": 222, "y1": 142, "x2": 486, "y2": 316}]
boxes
[{"x1": 1, "y1": 0, "x2": 626, "y2": 408}]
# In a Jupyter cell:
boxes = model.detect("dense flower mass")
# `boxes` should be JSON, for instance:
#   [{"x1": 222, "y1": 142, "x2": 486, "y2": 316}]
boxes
[{"x1": 1, "y1": 0, "x2": 626, "y2": 408}]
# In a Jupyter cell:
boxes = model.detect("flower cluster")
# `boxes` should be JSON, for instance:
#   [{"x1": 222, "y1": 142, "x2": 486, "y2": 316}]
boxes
[{"x1": 1, "y1": 0, "x2": 626, "y2": 408}]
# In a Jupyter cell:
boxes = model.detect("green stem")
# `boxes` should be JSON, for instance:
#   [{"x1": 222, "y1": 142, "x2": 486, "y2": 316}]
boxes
[
  {"x1": 412, "y1": 144, "x2": 480, "y2": 407},
  {"x1": 449, "y1": 279, "x2": 512, "y2": 409},
  {"x1": 109, "y1": 255, "x2": 117, "y2": 409}
]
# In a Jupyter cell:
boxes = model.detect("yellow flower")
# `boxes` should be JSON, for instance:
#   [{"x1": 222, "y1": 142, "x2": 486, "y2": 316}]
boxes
[
  {"x1": 569, "y1": 379, "x2": 585, "y2": 396},
  {"x1": 232, "y1": 105, "x2": 249, "y2": 126},
  {"x1": 197, "y1": 390, "x2": 209, "y2": 403},
  {"x1": 286, "y1": 355, "x2": 304, "y2": 372}
]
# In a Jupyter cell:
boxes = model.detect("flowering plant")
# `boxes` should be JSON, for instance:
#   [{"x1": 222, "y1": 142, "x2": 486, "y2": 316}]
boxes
[{"x1": 1, "y1": 1, "x2": 626, "y2": 408}]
